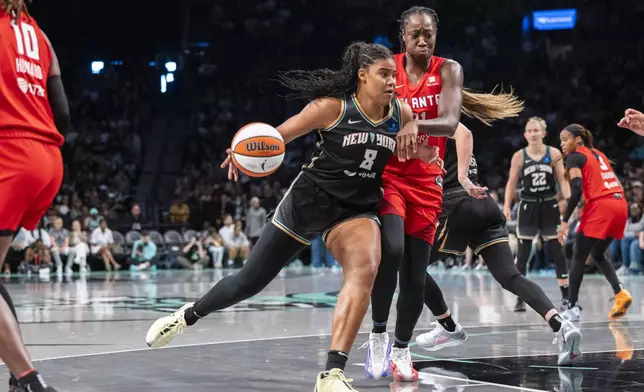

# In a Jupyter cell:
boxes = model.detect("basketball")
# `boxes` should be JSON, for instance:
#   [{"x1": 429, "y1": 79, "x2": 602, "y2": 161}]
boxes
[{"x1": 231, "y1": 122, "x2": 286, "y2": 177}]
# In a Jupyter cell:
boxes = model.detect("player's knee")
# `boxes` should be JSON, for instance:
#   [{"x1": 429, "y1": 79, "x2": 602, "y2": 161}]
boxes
[
  {"x1": 340, "y1": 244, "x2": 380, "y2": 287},
  {"x1": 500, "y1": 270, "x2": 522, "y2": 291},
  {"x1": 381, "y1": 233, "x2": 404, "y2": 267}
]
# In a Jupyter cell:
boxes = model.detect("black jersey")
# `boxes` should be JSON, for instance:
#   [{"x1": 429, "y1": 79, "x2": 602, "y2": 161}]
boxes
[
  {"x1": 302, "y1": 95, "x2": 400, "y2": 207},
  {"x1": 519, "y1": 146, "x2": 557, "y2": 200},
  {"x1": 442, "y1": 137, "x2": 479, "y2": 192}
]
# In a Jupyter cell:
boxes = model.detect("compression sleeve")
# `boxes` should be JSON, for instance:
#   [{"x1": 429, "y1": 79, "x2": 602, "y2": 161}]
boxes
[
  {"x1": 47, "y1": 75, "x2": 70, "y2": 133},
  {"x1": 565, "y1": 152, "x2": 586, "y2": 169},
  {"x1": 562, "y1": 177, "x2": 582, "y2": 223}
]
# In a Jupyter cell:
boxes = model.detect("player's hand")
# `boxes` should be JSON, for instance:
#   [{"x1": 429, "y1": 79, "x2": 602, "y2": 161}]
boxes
[
  {"x1": 618, "y1": 108, "x2": 644, "y2": 136},
  {"x1": 220, "y1": 148, "x2": 239, "y2": 181},
  {"x1": 503, "y1": 206, "x2": 511, "y2": 221},
  {"x1": 396, "y1": 121, "x2": 419, "y2": 161},
  {"x1": 415, "y1": 144, "x2": 439, "y2": 164},
  {"x1": 460, "y1": 177, "x2": 488, "y2": 199},
  {"x1": 557, "y1": 221, "x2": 569, "y2": 245}
]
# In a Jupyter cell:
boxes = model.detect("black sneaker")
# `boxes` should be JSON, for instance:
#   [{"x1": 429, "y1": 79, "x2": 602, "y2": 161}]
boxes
[
  {"x1": 9, "y1": 378, "x2": 26, "y2": 392},
  {"x1": 514, "y1": 297, "x2": 526, "y2": 312}
]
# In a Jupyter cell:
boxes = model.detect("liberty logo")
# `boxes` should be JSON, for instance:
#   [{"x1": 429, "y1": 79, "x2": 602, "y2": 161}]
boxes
[{"x1": 246, "y1": 141, "x2": 280, "y2": 152}]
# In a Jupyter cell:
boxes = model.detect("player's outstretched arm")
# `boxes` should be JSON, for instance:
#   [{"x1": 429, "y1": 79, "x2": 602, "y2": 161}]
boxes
[
  {"x1": 43, "y1": 33, "x2": 70, "y2": 134},
  {"x1": 617, "y1": 108, "x2": 644, "y2": 136},
  {"x1": 275, "y1": 98, "x2": 343, "y2": 144},
  {"x1": 453, "y1": 123, "x2": 487, "y2": 199},
  {"x1": 416, "y1": 60, "x2": 463, "y2": 137},
  {"x1": 503, "y1": 151, "x2": 522, "y2": 220}
]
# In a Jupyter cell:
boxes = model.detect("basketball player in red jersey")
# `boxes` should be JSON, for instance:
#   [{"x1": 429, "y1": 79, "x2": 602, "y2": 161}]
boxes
[
  {"x1": 366, "y1": 6, "x2": 524, "y2": 381},
  {"x1": 557, "y1": 124, "x2": 632, "y2": 323},
  {"x1": 0, "y1": 1, "x2": 68, "y2": 391}
]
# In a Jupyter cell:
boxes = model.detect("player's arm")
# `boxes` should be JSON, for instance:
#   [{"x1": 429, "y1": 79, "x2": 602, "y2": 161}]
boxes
[
  {"x1": 503, "y1": 151, "x2": 522, "y2": 218},
  {"x1": 561, "y1": 153, "x2": 586, "y2": 224},
  {"x1": 43, "y1": 33, "x2": 70, "y2": 134},
  {"x1": 275, "y1": 98, "x2": 342, "y2": 144},
  {"x1": 399, "y1": 100, "x2": 439, "y2": 165},
  {"x1": 416, "y1": 60, "x2": 464, "y2": 137},
  {"x1": 551, "y1": 148, "x2": 571, "y2": 199},
  {"x1": 452, "y1": 123, "x2": 487, "y2": 199}
]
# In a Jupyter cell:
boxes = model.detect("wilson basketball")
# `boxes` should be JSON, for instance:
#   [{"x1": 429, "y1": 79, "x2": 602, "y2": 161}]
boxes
[{"x1": 231, "y1": 122, "x2": 286, "y2": 177}]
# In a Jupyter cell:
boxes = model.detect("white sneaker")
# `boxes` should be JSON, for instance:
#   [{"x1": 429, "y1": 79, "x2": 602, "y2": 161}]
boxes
[
  {"x1": 415, "y1": 321, "x2": 468, "y2": 351},
  {"x1": 554, "y1": 320, "x2": 582, "y2": 366},
  {"x1": 561, "y1": 305, "x2": 581, "y2": 322},
  {"x1": 390, "y1": 347, "x2": 418, "y2": 382},
  {"x1": 362, "y1": 332, "x2": 391, "y2": 379},
  {"x1": 146, "y1": 303, "x2": 194, "y2": 348}
]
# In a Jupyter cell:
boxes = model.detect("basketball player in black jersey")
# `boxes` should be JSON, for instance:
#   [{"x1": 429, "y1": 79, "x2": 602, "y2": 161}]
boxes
[
  {"x1": 414, "y1": 123, "x2": 582, "y2": 366},
  {"x1": 144, "y1": 42, "x2": 440, "y2": 392},
  {"x1": 504, "y1": 117, "x2": 570, "y2": 312}
]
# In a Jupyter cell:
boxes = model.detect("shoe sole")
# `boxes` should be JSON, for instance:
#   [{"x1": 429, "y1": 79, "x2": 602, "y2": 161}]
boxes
[
  {"x1": 417, "y1": 334, "x2": 468, "y2": 352},
  {"x1": 558, "y1": 329, "x2": 582, "y2": 366},
  {"x1": 609, "y1": 297, "x2": 632, "y2": 320}
]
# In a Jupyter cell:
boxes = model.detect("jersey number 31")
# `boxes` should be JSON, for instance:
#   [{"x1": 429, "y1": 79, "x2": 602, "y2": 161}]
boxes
[{"x1": 12, "y1": 22, "x2": 40, "y2": 61}]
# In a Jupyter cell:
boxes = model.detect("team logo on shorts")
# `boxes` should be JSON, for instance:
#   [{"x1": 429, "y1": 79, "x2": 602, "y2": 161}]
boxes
[{"x1": 435, "y1": 176, "x2": 443, "y2": 188}]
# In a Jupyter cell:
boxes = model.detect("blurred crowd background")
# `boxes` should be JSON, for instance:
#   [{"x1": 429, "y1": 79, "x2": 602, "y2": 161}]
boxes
[{"x1": 10, "y1": 0, "x2": 644, "y2": 278}]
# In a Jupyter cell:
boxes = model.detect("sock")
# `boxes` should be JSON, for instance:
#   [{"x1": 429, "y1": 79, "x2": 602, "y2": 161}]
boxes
[
  {"x1": 612, "y1": 283, "x2": 624, "y2": 295},
  {"x1": 393, "y1": 338, "x2": 409, "y2": 349},
  {"x1": 437, "y1": 315, "x2": 457, "y2": 332},
  {"x1": 325, "y1": 350, "x2": 348, "y2": 371},
  {"x1": 372, "y1": 320, "x2": 387, "y2": 334},
  {"x1": 560, "y1": 285, "x2": 569, "y2": 300},
  {"x1": 18, "y1": 370, "x2": 48, "y2": 392},
  {"x1": 184, "y1": 305, "x2": 202, "y2": 326},
  {"x1": 548, "y1": 314, "x2": 563, "y2": 333}
]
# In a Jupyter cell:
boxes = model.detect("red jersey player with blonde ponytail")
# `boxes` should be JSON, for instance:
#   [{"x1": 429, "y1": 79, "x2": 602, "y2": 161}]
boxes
[
  {"x1": 0, "y1": 1, "x2": 68, "y2": 391},
  {"x1": 366, "y1": 5, "x2": 524, "y2": 382}
]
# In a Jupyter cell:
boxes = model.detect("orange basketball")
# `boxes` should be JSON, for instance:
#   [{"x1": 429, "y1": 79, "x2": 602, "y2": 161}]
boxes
[{"x1": 231, "y1": 122, "x2": 285, "y2": 177}]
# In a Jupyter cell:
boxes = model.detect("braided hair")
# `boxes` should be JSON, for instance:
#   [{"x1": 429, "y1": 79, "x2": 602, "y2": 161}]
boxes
[
  {"x1": 277, "y1": 41, "x2": 393, "y2": 100},
  {"x1": 1, "y1": 0, "x2": 30, "y2": 21}
]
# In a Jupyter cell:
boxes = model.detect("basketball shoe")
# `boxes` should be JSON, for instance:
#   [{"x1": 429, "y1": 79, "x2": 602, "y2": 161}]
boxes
[
  {"x1": 554, "y1": 320, "x2": 582, "y2": 366},
  {"x1": 145, "y1": 302, "x2": 194, "y2": 348},
  {"x1": 609, "y1": 289, "x2": 632, "y2": 320},
  {"x1": 561, "y1": 304, "x2": 581, "y2": 322},
  {"x1": 415, "y1": 321, "x2": 467, "y2": 351},
  {"x1": 390, "y1": 347, "x2": 418, "y2": 382},
  {"x1": 314, "y1": 369, "x2": 358, "y2": 392},
  {"x1": 362, "y1": 332, "x2": 391, "y2": 379}
]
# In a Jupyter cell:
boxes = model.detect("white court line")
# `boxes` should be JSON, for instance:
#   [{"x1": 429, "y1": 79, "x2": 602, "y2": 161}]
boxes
[
  {"x1": 418, "y1": 371, "x2": 549, "y2": 392},
  {"x1": 25, "y1": 318, "x2": 644, "y2": 363}
]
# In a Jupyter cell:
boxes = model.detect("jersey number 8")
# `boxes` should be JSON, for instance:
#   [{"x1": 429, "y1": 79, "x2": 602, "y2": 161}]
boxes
[
  {"x1": 359, "y1": 149, "x2": 378, "y2": 171},
  {"x1": 12, "y1": 22, "x2": 40, "y2": 61}
]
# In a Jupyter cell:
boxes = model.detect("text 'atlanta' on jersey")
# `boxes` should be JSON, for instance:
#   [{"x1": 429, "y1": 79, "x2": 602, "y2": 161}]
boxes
[
  {"x1": 516, "y1": 147, "x2": 560, "y2": 240},
  {"x1": 380, "y1": 53, "x2": 446, "y2": 244},
  {"x1": 269, "y1": 95, "x2": 401, "y2": 245}
]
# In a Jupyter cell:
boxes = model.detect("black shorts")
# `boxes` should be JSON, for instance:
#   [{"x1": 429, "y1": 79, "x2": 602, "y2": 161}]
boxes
[
  {"x1": 431, "y1": 189, "x2": 509, "y2": 260},
  {"x1": 268, "y1": 173, "x2": 380, "y2": 245},
  {"x1": 516, "y1": 198, "x2": 560, "y2": 240}
]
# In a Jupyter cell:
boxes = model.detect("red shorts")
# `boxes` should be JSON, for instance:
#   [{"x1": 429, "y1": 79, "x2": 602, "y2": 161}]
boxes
[
  {"x1": 0, "y1": 138, "x2": 63, "y2": 233},
  {"x1": 578, "y1": 194, "x2": 628, "y2": 240},
  {"x1": 379, "y1": 171, "x2": 443, "y2": 244}
]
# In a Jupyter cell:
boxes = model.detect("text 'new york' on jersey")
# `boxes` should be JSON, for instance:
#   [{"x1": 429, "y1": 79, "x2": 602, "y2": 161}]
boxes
[
  {"x1": 302, "y1": 95, "x2": 401, "y2": 207},
  {"x1": 519, "y1": 147, "x2": 557, "y2": 200},
  {"x1": 441, "y1": 137, "x2": 479, "y2": 192}
]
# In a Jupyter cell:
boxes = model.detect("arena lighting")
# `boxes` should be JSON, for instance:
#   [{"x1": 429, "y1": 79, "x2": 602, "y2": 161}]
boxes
[
  {"x1": 160, "y1": 74, "x2": 167, "y2": 93},
  {"x1": 165, "y1": 61, "x2": 177, "y2": 72},
  {"x1": 90, "y1": 61, "x2": 104, "y2": 75},
  {"x1": 149, "y1": 61, "x2": 156, "y2": 67},
  {"x1": 532, "y1": 9, "x2": 577, "y2": 30},
  {"x1": 166, "y1": 73, "x2": 174, "y2": 83}
]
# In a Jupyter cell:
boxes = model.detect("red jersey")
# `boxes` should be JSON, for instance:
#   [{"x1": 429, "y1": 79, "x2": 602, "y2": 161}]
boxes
[
  {"x1": 0, "y1": 10, "x2": 63, "y2": 146},
  {"x1": 386, "y1": 53, "x2": 447, "y2": 178},
  {"x1": 576, "y1": 146, "x2": 623, "y2": 202}
]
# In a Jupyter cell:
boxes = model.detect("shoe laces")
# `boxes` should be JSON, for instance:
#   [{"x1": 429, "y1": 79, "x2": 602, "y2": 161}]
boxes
[{"x1": 327, "y1": 370, "x2": 354, "y2": 386}]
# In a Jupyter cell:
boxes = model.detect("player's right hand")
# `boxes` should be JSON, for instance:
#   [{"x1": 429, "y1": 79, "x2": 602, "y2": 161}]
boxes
[
  {"x1": 220, "y1": 148, "x2": 239, "y2": 181},
  {"x1": 460, "y1": 178, "x2": 488, "y2": 199},
  {"x1": 396, "y1": 121, "x2": 419, "y2": 161},
  {"x1": 503, "y1": 206, "x2": 511, "y2": 221},
  {"x1": 618, "y1": 108, "x2": 644, "y2": 135}
]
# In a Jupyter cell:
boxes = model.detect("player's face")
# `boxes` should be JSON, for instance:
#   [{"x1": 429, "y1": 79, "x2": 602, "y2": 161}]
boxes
[
  {"x1": 359, "y1": 58, "x2": 396, "y2": 105},
  {"x1": 524, "y1": 122, "x2": 545, "y2": 144},
  {"x1": 559, "y1": 130, "x2": 576, "y2": 155},
  {"x1": 402, "y1": 13, "x2": 437, "y2": 64}
]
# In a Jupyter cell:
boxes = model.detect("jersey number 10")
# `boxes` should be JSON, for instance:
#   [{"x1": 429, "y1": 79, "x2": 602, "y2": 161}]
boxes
[{"x1": 12, "y1": 22, "x2": 40, "y2": 61}]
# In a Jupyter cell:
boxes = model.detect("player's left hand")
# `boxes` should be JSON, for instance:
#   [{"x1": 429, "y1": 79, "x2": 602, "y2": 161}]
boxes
[
  {"x1": 557, "y1": 221, "x2": 569, "y2": 245},
  {"x1": 618, "y1": 108, "x2": 644, "y2": 136},
  {"x1": 460, "y1": 177, "x2": 488, "y2": 199},
  {"x1": 397, "y1": 121, "x2": 419, "y2": 161},
  {"x1": 220, "y1": 148, "x2": 239, "y2": 181}
]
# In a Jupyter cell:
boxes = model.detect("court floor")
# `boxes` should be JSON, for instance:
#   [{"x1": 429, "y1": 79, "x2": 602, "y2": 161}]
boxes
[{"x1": 2, "y1": 267, "x2": 643, "y2": 391}]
